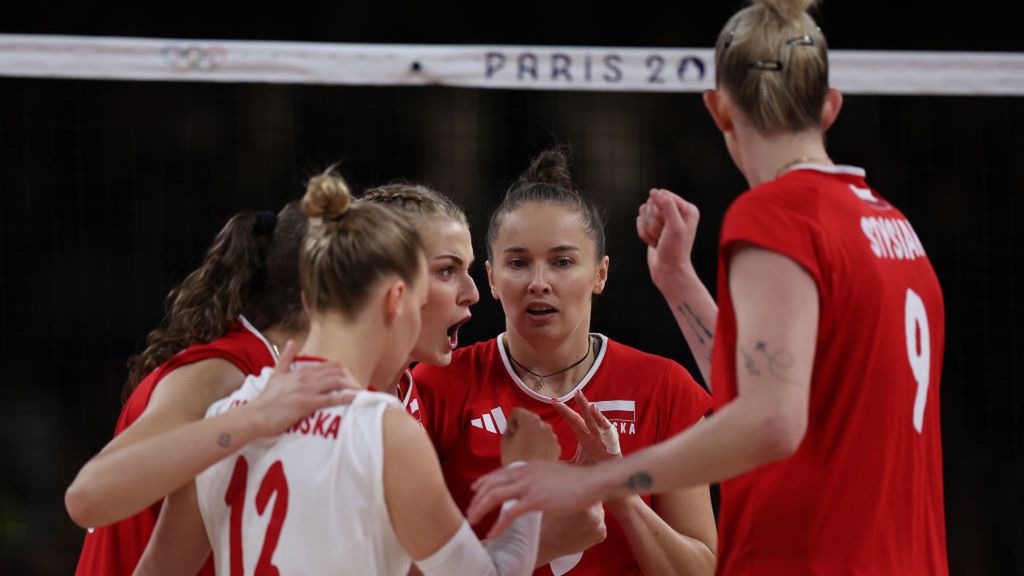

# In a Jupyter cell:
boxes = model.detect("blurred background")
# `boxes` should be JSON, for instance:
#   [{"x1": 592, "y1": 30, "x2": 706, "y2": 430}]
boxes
[{"x1": 2, "y1": 1, "x2": 1021, "y2": 573}]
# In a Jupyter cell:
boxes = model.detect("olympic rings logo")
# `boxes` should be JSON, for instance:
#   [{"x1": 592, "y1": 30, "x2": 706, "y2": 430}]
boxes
[{"x1": 161, "y1": 44, "x2": 227, "y2": 72}]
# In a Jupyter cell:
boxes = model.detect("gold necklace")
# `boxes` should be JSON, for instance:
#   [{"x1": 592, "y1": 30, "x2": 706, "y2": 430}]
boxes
[
  {"x1": 506, "y1": 338, "x2": 593, "y2": 392},
  {"x1": 774, "y1": 156, "x2": 829, "y2": 179}
]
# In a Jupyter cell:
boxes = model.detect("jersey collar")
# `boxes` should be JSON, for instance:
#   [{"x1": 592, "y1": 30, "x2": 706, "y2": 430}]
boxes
[{"x1": 497, "y1": 332, "x2": 609, "y2": 404}]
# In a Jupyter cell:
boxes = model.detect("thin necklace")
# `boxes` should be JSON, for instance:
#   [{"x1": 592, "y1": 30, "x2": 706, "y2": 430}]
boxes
[
  {"x1": 775, "y1": 156, "x2": 829, "y2": 179},
  {"x1": 506, "y1": 337, "x2": 592, "y2": 391}
]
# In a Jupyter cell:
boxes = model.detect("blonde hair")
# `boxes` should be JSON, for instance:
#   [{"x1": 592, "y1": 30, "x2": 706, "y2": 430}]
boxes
[
  {"x1": 300, "y1": 167, "x2": 423, "y2": 316},
  {"x1": 362, "y1": 182, "x2": 468, "y2": 227},
  {"x1": 715, "y1": 0, "x2": 829, "y2": 133}
]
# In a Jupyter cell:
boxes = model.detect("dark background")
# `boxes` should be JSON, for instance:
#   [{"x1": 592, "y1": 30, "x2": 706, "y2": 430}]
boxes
[{"x1": 1, "y1": 1, "x2": 1021, "y2": 573}]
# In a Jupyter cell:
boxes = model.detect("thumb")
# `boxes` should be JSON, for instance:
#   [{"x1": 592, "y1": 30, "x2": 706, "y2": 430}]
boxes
[{"x1": 271, "y1": 340, "x2": 298, "y2": 378}]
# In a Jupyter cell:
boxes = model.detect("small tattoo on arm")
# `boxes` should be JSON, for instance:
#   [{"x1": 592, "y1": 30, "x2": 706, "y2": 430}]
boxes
[
  {"x1": 739, "y1": 347, "x2": 761, "y2": 377},
  {"x1": 625, "y1": 471, "x2": 653, "y2": 492},
  {"x1": 675, "y1": 302, "x2": 715, "y2": 347},
  {"x1": 741, "y1": 340, "x2": 797, "y2": 384},
  {"x1": 217, "y1": 433, "x2": 231, "y2": 448}
]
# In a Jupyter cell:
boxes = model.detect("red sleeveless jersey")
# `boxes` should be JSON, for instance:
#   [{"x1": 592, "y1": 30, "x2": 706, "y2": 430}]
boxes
[
  {"x1": 413, "y1": 334, "x2": 711, "y2": 576},
  {"x1": 712, "y1": 165, "x2": 948, "y2": 575},
  {"x1": 75, "y1": 318, "x2": 276, "y2": 576}
]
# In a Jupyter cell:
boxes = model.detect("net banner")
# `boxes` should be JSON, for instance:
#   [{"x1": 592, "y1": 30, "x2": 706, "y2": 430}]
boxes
[{"x1": 1, "y1": 34, "x2": 1022, "y2": 96}]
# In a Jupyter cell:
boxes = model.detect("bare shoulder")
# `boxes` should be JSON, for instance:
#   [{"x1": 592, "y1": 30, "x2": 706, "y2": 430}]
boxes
[{"x1": 145, "y1": 358, "x2": 246, "y2": 421}]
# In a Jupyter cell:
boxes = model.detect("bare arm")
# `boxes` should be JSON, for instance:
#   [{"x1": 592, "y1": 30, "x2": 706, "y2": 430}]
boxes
[
  {"x1": 556, "y1": 394, "x2": 716, "y2": 575},
  {"x1": 638, "y1": 189, "x2": 718, "y2": 385},
  {"x1": 66, "y1": 342, "x2": 357, "y2": 528},
  {"x1": 609, "y1": 479, "x2": 716, "y2": 575},
  {"x1": 470, "y1": 245, "x2": 818, "y2": 535},
  {"x1": 65, "y1": 358, "x2": 243, "y2": 527},
  {"x1": 383, "y1": 406, "x2": 470, "y2": 559},
  {"x1": 132, "y1": 482, "x2": 210, "y2": 576}
]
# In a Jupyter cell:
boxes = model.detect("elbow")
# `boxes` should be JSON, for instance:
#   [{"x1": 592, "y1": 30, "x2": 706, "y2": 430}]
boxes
[
  {"x1": 65, "y1": 482, "x2": 92, "y2": 528},
  {"x1": 65, "y1": 481, "x2": 104, "y2": 529},
  {"x1": 753, "y1": 407, "x2": 807, "y2": 463}
]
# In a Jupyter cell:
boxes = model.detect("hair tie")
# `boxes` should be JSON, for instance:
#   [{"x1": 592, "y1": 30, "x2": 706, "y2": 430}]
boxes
[{"x1": 254, "y1": 210, "x2": 278, "y2": 237}]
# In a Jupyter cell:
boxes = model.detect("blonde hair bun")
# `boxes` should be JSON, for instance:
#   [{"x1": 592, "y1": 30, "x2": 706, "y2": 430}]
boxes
[{"x1": 302, "y1": 167, "x2": 352, "y2": 222}]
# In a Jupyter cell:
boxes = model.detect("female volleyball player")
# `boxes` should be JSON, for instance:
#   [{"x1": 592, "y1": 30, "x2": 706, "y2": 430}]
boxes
[
  {"x1": 135, "y1": 168, "x2": 556, "y2": 576},
  {"x1": 68, "y1": 181, "x2": 483, "y2": 575},
  {"x1": 413, "y1": 146, "x2": 718, "y2": 575},
  {"x1": 66, "y1": 202, "x2": 358, "y2": 576},
  {"x1": 469, "y1": 1, "x2": 948, "y2": 573}
]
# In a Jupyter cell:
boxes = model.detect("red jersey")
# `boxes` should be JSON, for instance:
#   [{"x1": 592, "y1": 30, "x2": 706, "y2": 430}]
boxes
[
  {"x1": 75, "y1": 317, "x2": 277, "y2": 576},
  {"x1": 414, "y1": 334, "x2": 712, "y2": 576},
  {"x1": 711, "y1": 165, "x2": 948, "y2": 575}
]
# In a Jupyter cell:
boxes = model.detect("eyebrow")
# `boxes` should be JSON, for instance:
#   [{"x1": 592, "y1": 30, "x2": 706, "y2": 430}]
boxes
[
  {"x1": 502, "y1": 245, "x2": 581, "y2": 254},
  {"x1": 549, "y1": 245, "x2": 581, "y2": 253},
  {"x1": 432, "y1": 254, "x2": 466, "y2": 266}
]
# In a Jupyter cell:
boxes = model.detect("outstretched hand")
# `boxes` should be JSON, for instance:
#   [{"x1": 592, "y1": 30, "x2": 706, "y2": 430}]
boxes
[
  {"x1": 636, "y1": 188, "x2": 702, "y2": 295},
  {"x1": 248, "y1": 340, "x2": 360, "y2": 437},
  {"x1": 469, "y1": 460, "x2": 604, "y2": 540}
]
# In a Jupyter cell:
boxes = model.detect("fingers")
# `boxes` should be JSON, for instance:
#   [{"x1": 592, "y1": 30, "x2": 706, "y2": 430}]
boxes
[
  {"x1": 650, "y1": 189, "x2": 687, "y2": 233},
  {"x1": 485, "y1": 500, "x2": 534, "y2": 540},
  {"x1": 552, "y1": 400, "x2": 589, "y2": 440},
  {"x1": 636, "y1": 195, "x2": 665, "y2": 247},
  {"x1": 575, "y1": 392, "x2": 603, "y2": 436},
  {"x1": 318, "y1": 389, "x2": 358, "y2": 409},
  {"x1": 468, "y1": 468, "x2": 522, "y2": 523},
  {"x1": 270, "y1": 340, "x2": 298, "y2": 377}
]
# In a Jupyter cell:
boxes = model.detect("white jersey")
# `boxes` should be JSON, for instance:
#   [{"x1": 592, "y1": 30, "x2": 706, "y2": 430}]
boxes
[{"x1": 196, "y1": 364, "x2": 412, "y2": 576}]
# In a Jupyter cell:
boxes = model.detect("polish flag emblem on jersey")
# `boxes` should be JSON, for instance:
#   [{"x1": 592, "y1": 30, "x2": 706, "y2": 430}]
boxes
[
  {"x1": 592, "y1": 400, "x2": 636, "y2": 435},
  {"x1": 471, "y1": 407, "x2": 508, "y2": 434}
]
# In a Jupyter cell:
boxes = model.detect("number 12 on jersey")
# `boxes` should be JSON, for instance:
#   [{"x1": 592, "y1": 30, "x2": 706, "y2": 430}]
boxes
[{"x1": 224, "y1": 456, "x2": 290, "y2": 576}]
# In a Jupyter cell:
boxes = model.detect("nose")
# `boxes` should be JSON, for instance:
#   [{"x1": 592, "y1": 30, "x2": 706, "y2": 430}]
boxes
[
  {"x1": 528, "y1": 266, "x2": 551, "y2": 294},
  {"x1": 460, "y1": 274, "x2": 480, "y2": 307}
]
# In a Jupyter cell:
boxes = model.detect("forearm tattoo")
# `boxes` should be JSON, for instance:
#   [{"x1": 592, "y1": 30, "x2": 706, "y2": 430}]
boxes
[
  {"x1": 675, "y1": 302, "x2": 715, "y2": 347},
  {"x1": 625, "y1": 471, "x2": 654, "y2": 492},
  {"x1": 217, "y1": 433, "x2": 232, "y2": 448}
]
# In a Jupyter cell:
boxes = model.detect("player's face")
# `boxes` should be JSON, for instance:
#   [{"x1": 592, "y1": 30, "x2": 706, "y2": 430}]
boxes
[
  {"x1": 409, "y1": 219, "x2": 478, "y2": 366},
  {"x1": 487, "y1": 202, "x2": 608, "y2": 346}
]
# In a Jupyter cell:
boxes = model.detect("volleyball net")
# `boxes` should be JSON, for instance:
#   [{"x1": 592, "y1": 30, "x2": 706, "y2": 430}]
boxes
[{"x1": 1, "y1": 34, "x2": 1023, "y2": 96}]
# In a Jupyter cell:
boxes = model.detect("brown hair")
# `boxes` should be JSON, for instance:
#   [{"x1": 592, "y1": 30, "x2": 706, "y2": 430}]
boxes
[
  {"x1": 124, "y1": 203, "x2": 307, "y2": 397},
  {"x1": 714, "y1": 0, "x2": 829, "y2": 133},
  {"x1": 486, "y1": 145, "x2": 605, "y2": 260},
  {"x1": 300, "y1": 168, "x2": 424, "y2": 316},
  {"x1": 362, "y1": 182, "x2": 468, "y2": 227}
]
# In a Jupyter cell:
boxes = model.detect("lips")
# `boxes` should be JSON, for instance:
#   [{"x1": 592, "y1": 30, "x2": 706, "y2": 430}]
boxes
[{"x1": 525, "y1": 302, "x2": 557, "y2": 317}]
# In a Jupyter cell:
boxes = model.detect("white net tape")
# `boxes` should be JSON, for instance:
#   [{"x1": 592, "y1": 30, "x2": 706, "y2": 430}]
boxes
[{"x1": 1, "y1": 34, "x2": 1022, "y2": 96}]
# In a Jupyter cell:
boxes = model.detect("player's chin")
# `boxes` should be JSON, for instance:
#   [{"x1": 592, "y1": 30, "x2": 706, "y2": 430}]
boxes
[{"x1": 417, "y1": 343, "x2": 452, "y2": 368}]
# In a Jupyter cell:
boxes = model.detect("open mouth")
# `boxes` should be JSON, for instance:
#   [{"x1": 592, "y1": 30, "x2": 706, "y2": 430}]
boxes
[
  {"x1": 446, "y1": 315, "x2": 471, "y2": 349},
  {"x1": 525, "y1": 304, "x2": 557, "y2": 318}
]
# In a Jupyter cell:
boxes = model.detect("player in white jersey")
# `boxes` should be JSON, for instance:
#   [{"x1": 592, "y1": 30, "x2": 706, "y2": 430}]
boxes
[{"x1": 135, "y1": 168, "x2": 557, "y2": 576}]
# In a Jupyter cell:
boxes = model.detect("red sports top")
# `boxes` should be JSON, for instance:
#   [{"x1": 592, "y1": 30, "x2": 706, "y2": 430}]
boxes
[
  {"x1": 413, "y1": 334, "x2": 712, "y2": 576},
  {"x1": 711, "y1": 165, "x2": 948, "y2": 575},
  {"x1": 75, "y1": 318, "x2": 277, "y2": 576}
]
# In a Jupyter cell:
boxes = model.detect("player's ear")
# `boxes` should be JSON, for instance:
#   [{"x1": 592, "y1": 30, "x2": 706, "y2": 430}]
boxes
[
  {"x1": 382, "y1": 281, "x2": 406, "y2": 326},
  {"x1": 486, "y1": 260, "x2": 501, "y2": 301}
]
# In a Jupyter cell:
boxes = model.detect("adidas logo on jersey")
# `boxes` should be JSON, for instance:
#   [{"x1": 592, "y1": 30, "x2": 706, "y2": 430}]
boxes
[
  {"x1": 470, "y1": 407, "x2": 508, "y2": 434},
  {"x1": 592, "y1": 400, "x2": 637, "y2": 435}
]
